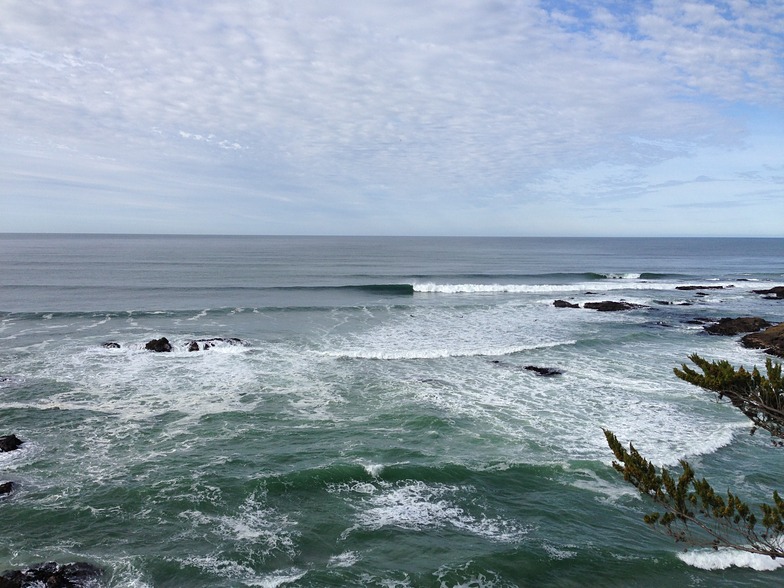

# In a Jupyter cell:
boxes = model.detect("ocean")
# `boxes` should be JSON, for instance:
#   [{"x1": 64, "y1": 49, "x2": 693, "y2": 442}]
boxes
[{"x1": 1, "y1": 234, "x2": 783, "y2": 587}]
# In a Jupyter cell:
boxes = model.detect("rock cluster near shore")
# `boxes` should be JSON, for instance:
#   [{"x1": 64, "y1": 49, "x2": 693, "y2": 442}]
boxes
[
  {"x1": 553, "y1": 300, "x2": 645, "y2": 311},
  {"x1": 102, "y1": 337, "x2": 244, "y2": 352},
  {"x1": 552, "y1": 284, "x2": 784, "y2": 358},
  {"x1": 741, "y1": 323, "x2": 784, "y2": 358},
  {"x1": 0, "y1": 434, "x2": 23, "y2": 453},
  {"x1": 0, "y1": 561, "x2": 102, "y2": 588},
  {"x1": 703, "y1": 317, "x2": 772, "y2": 336},
  {"x1": 0, "y1": 438, "x2": 104, "y2": 584},
  {"x1": 753, "y1": 286, "x2": 784, "y2": 300},
  {"x1": 0, "y1": 435, "x2": 24, "y2": 497}
]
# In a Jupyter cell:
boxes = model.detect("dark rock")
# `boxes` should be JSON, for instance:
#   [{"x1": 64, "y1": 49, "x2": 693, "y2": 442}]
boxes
[
  {"x1": 101, "y1": 342, "x2": 120, "y2": 349},
  {"x1": 753, "y1": 286, "x2": 784, "y2": 300},
  {"x1": 0, "y1": 562, "x2": 102, "y2": 588},
  {"x1": 703, "y1": 317, "x2": 772, "y2": 336},
  {"x1": 676, "y1": 285, "x2": 727, "y2": 291},
  {"x1": 186, "y1": 337, "x2": 243, "y2": 352},
  {"x1": 0, "y1": 435, "x2": 23, "y2": 453},
  {"x1": 654, "y1": 300, "x2": 692, "y2": 306},
  {"x1": 685, "y1": 317, "x2": 714, "y2": 325},
  {"x1": 741, "y1": 322, "x2": 784, "y2": 358},
  {"x1": 0, "y1": 481, "x2": 14, "y2": 496},
  {"x1": 145, "y1": 337, "x2": 172, "y2": 352},
  {"x1": 553, "y1": 300, "x2": 579, "y2": 309},
  {"x1": 583, "y1": 301, "x2": 645, "y2": 312},
  {"x1": 524, "y1": 365, "x2": 563, "y2": 377}
]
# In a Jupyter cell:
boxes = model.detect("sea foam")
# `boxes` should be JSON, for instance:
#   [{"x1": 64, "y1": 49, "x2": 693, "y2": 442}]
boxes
[{"x1": 678, "y1": 546, "x2": 784, "y2": 571}]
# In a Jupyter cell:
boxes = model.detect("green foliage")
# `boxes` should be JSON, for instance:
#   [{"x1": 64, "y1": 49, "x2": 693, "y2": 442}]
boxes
[
  {"x1": 607, "y1": 355, "x2": 784, "y2": 557},
  {"x1": 604, "y1": 429, "x2": 784, "y2": 558},
  {"x1": 674, "y1": 354, "x2": 784, "y2": 442}
]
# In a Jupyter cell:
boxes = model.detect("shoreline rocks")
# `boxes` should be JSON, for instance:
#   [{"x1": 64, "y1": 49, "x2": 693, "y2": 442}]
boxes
[
  {"x1": 741, "y1": 322, "x2": 784, "y2": 358},
  {"x1": 583, "y1": 301, "x2": 645, "y2": 312},
  {"x1": 675, "y1": 285, "x2": 729, "y2": 291},
  {"x1": 553, "y1": 300, "x2": 645, "y2": 311},
  {"x1": 133, "y1": 337, "x2": 245, "y2": 352},
  {"x1": 703, "y1": 317, "x2": 772, "y2": 336},
  {"x1": 0, "y1": 562, "x2": 103, "y2": 588},
  {"x1": 553, "y1": 300, "x2": 579, "y2": 309},
  {"x1": 753, "y1": 286, "x2": 784, "y2": 300},
  {"x1": 0, "y1": 434, "x2": 23, "y2": 453},
  {"x1": 145, "y1": 337, "x2": 172, "y2": 352},
  {"x1": 524, "y1": 365, "x2": 563, "y2": 377},
  {"x1": 187, "y1": 337, "x2": 243, "y2": 352}
]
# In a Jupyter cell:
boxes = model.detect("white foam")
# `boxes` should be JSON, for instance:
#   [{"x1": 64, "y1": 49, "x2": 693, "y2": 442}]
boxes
[
  {"x1": 678, "y1": 546, "x2": 784, "y2": 571},
  {"x1": 362, "y1": 463, "x2": 385, "y2": 477},
  {"x1": 542, "y1": 542, "x2": 578, "y2": 560},
  {"x1": 180, "y1": 556, "x2": 306, "y2": 587},
  {"x1": 206, "y1": 493, "x2": 298, "y2": 557},
  {"x1": 323, "y1": 341, "x2": 575, "y2": 361},
  {"x1": 412, "y1": 281, "x2": 749, "y2": 295},
  {"x1": 327, "y1": 551, "x2": 360, "y2": 568},
  {"x1": 332, "y1": 480, "x2": 528, "y2": 543}
]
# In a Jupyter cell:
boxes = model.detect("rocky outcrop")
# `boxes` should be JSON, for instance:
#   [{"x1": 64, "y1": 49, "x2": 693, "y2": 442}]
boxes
[
  {"x1": 741, "y1": 322, "x2": 784, "y2": 358},
  {"x1": 704, "y1": 317, "x2": 772, "y2": 336},
  {"x1": 145, "y1": 337, "x2": 172, "y2": 352},
  {"x1": 0, "y1": 562, "x2": 103, "y2": 588},
  {"x1": 524, "y1": 365, "x2": 563, "y2": 377},
  {"x1": 676, "y1": 285, "x2": 728, "y2": 291},
  {"x1": 553, "y1": 300, "x2": 579, "y2": 309},
  {"x1": 0, "y1": 481, "x2": 14, "y2": 496},
  {"x1": 0, "y1": 434, "x2": 23, "y2": 452},
  {"x1": 101, "y1": 342, "x2": 120, "y2": 349},
  {"x1": 583, "y1": 301, "x2": 645, "y2": 312},
  {"x1": 753, "y1": 286, "x2": 784, "y2": 300},
  {"x1": 187, "y1": 337, "x2": 243, "y2": 351}
]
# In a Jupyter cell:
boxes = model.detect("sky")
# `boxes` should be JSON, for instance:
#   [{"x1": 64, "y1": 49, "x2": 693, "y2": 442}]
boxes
[{"x1": 1, "y1": 0, "x2": 783, "y2": 237}]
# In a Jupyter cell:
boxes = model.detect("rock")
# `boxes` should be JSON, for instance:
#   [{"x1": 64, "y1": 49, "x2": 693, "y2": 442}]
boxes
[
  {"x1": 101, "y1": 342, "x2": 120, "y2": 349},
  {"x1": 145, "y1": 337, "x2": 172, "y2": 352},
  {"x1": 676, "y1": 285, "x2": 728, "y2": 291},
  {"x1": 0, "y1": 562, "x2": 102, "y2": 588},
  {"x1": 685, "y1": 317, "x2": 714, "y2": 325},
  {"x1": 703, "y1": 317, "x2": 772, "y2": 336},
  {"x1": 524, "y1": 365, "x2": 563, "y2": 377},
  {"x1": 0, "y1": 435, "x2": 23, "y2": 453},
  {"x1": 0, "y1": 481, "x2": 14, "y2": 496},
  {"x1": 583, "y1": 301, "x2": 644, "y2": 312},
  {"x1": 654, "y1": 300, "x2": 692, "y2": 306},
  {"x1": 741, "y1": 322, "x2": 784, "y2": 358},
  {"x1": 553, "y1": 300, "x2": 579, "y2": 309},
  {"x1": 186, "y1": 337, "x2": 243, "y2": 351},
  {"x1": 753, "y1": 286, "x2": 784, "y2": 300}
]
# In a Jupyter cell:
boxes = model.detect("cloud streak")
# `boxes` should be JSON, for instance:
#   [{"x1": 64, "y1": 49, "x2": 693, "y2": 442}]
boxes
[{"x1": 1, "y1": 0, "x2": 783, "y2": 235}]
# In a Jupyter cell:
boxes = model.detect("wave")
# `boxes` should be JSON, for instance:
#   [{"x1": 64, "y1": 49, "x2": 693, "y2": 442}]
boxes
[
  {"x1": 678, "y1": 545, "x2": 784, "y2": 571},
  {"x1": 322, "y1": 340, "x2": 575, "y2": 361},
  {"x1": 411, "y1": 280, "x2": 749, "y2": 294}
]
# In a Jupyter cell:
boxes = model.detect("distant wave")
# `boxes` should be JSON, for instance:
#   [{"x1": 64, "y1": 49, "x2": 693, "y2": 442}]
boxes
[
  {"x1": 323, "y1": 340, "x2": 575, "y2": 361},
  {"x1": 412, "y1": 280, "x2": 747, "y2": 294}
]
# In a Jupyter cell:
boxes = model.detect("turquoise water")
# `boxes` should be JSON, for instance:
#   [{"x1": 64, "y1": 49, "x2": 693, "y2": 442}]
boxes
[{"x1": 1, "y1": 235, "x2": 783, "y2": 587}]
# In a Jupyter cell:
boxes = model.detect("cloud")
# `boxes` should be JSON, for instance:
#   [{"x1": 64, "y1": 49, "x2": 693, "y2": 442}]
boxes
[{"x1": 1, "y1": 1, "x2": 783, "y2": 235}]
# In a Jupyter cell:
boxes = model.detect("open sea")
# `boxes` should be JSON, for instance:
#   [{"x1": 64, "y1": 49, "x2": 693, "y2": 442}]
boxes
[{"x1": 1, "y1": 234, "x2": 784, "y2": 588}]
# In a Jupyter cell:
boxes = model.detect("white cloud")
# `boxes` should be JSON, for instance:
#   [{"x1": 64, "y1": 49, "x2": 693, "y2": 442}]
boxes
[{"x1": 0, "y1": 1, "x2": 782, "y2": 235}]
